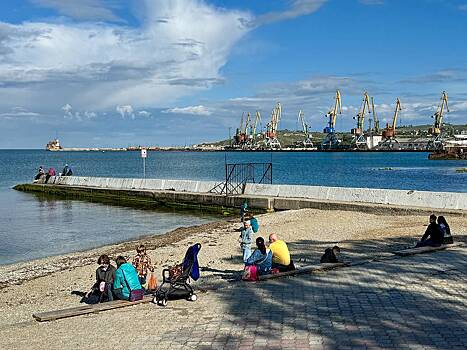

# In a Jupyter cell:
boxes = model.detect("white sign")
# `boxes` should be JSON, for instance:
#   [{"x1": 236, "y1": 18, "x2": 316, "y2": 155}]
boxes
[{"x1": 141, "y1": 149, "x2": 147, "y2": 158}]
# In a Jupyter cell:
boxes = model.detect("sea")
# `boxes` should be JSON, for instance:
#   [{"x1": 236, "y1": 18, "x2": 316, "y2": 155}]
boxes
[{"x1": 1, "y1": 150, "x2": 466, "y2": 265}]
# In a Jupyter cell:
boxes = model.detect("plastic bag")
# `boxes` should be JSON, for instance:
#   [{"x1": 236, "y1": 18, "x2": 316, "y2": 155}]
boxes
[{"x1": 147, "y1": 271, "x2": 158, "y2": 291}]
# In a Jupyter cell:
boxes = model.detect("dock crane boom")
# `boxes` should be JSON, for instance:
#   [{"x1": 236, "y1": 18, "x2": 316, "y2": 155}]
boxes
[
  {"x1": 324, "y1": 90, "x2": 342, "y2": 133},
  {"x1": 371, "y1": 97, "x2": 380, "y2": 134},
  {"x1": 263, "y1": 102, "x2": 282, "y2": 149},
  {"x1": 350, "y1": 91, "x2": 371, "y2": 149},
  {"x1": 298, "y1": 110, "x2": 313, "y2": 148},
  {"x1": 429, "y1": 91, "x2": 449, "y2": 136},
  {"x1": 252, "y1": 111, "x2": 261, "y2": 138},
  {"x1": 382, "y1": 98, "x2": 402, "y2": 139},
  {"x1": 244, "y1": 112, "x2": 251, "y2": 137},
  {"x1": 321, "y1": 90, "x2": 342, "y2": 149},
  {"x1": 427, "y1": 91, "x2": 449, "y2": 150},
  {"x1": 352, "y1": 91, "x2": 371, "y2": 136}
]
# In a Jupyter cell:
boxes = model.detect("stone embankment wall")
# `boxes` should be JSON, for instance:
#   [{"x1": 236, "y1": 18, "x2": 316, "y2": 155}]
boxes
[{"x1": 28, "y1": 176, "x2": 467, "y2": 213}]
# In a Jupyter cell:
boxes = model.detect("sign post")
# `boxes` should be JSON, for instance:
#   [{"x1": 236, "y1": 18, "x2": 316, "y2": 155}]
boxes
[{"x1": 141, "y1": 149, "x2": 147, "y2": 178}]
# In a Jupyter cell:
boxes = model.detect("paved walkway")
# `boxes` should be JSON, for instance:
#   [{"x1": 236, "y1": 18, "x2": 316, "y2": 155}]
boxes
[
  {"x1": 1, "y1": 246, "x2": 466, "y2": 350},
  {"x1": 146, "y1": 246, "x2": 467, "y2": 350}
]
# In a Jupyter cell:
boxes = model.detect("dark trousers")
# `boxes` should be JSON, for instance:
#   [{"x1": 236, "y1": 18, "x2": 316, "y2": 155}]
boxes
[
  {"x1": 416, "y1": 239, "x2": 442, "y2": 248},
  {"x1": 113, "y1": 288, "x2": 129, "y2": 301}
]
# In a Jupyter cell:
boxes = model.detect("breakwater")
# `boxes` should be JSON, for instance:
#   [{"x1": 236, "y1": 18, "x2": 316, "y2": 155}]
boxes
[{"x1": 14, "y1": 176, "x2": 467, "y2": 214}]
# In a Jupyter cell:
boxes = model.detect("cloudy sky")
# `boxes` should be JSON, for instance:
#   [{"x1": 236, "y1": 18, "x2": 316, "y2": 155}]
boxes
[{"x1": 1, "y1": 0, "x2": 467, "y2": 148}]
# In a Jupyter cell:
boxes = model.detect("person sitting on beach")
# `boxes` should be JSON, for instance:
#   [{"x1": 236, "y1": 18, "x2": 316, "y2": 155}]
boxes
[
  {"x1": 269, "y1": 234, "x2": 295, "y2": 272},
  {"x1": 84, "y1": 254, "x2": 116, "y2": 303},
  {"x1": 34, "y1": 166, "x2": 45, "y2": 181},
  {"x1": 320, "y1": 246, "x2": 341, "y2": 263},
  {"x1": 45, "y1": 167, "x2": 55, "y2": 183},
  {"x1": 132, "y1": 244, "x2": 153, "y2": 285},
  {"x1": 438, "y1": 216, "x2": 453, "y2": 244},
  {"x1": 62, "y1": 164, "x2": 72, "y2": 176},
  {"x1": 416, "y1": 214, "x2": 443, "y2": 248},
  {"x1": 239, "y1": 220, "x2": 254, "y2": 262},
  {"x1": 113, "y1": 256, "x2": 143, "y2": 301},
  {"x1": 245, "y1": 237, "x2": 273, "y2": 275}
]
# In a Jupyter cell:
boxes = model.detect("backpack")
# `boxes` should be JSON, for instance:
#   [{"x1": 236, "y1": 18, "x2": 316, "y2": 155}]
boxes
[{"x1": 250, "y1": 217, "x2": 259, "y2": 233}]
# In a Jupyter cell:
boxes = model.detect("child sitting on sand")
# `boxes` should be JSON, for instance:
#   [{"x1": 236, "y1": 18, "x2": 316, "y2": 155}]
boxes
[{"x1": 132, "y1": 244, "x2": 153, "y2": 286}]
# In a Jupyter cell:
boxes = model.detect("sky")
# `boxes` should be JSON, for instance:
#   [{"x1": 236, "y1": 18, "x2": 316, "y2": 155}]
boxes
[{"x1": 0, "y1": 0, "x2": 467, "y2": 148}]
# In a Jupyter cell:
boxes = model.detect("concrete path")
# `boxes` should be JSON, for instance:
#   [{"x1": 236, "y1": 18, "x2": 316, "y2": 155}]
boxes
[
  {"x1": 1, "y1": 246, "x2": 466, "y2": 350},
  {"x1": 146, "y1": 246, "x2": 467, "y2": 350}
]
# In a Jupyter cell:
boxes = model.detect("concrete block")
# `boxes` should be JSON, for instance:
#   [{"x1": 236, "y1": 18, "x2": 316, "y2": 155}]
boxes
[
  {"x1": 163, "y1": 179, "x2": 199, "y2": 192},
  {"x1": 140, "y1": 179, "x2": 165, "y2": 190},
  {"x1": 244, "y1": 183, "x2": 280, "y2": 197},
  {"x1": 196, "y1": 181, "x2": 219, "y2": 193}
]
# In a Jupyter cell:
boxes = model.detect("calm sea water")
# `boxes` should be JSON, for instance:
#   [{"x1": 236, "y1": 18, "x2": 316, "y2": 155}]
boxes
[{"x1": 1, "y1": 150, "x2": 466, "y2": 265}]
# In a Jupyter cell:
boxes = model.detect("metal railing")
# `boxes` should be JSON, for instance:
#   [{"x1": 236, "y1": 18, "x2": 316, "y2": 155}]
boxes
[{"x1": 210, "y1": 162, "x2": 272, "y2": 196}]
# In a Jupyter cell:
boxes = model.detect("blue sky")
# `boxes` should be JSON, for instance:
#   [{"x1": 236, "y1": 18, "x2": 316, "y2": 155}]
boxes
[{"x1": 0, "y1": 0, "x2": 466, "y2": 148}]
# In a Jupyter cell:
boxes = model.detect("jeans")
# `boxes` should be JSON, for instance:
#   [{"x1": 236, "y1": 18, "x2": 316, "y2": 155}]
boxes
[{"x1": 241, "y1": 244, "x2": 252, "y2": 263}]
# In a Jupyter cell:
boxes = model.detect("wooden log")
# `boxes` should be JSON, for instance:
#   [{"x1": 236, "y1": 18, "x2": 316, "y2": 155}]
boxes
[
  {"x1": 392, "y1": 243, "x2": 460, "y2": 257},
  {"x1": 258, "y1": 263, "x2": 346, "y2": 281},
  {"x1": 33, "y1": 295, "x2": 153, "y2": 322}
]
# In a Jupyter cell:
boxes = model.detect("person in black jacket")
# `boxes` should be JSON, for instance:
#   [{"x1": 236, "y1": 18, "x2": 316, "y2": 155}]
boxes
[
  {"x1": 416, "y1": 214, "x2": 443, "y2": 247},
  {"x1": 83, "y1": 254, "x2": 116, "y2": 303},
  {"x1": 320, "y1": 246, "x2": 341, "y2": 263}
]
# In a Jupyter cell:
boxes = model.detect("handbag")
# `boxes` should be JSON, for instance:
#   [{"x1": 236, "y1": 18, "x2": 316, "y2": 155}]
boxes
[
  {"x1": 122, "y1": 270, "x2": 144, "y2": 302},
  {"x1": 169, "y1": 264, "x2": 183, "y2": 281},
  {"x1": 242, "y1": 265, "x2": 257, "y2": 281}
]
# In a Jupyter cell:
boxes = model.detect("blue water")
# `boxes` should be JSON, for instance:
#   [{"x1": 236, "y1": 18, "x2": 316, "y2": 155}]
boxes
[{"x1": 1, "y1": 150, "x2": 466, "y2": 265}]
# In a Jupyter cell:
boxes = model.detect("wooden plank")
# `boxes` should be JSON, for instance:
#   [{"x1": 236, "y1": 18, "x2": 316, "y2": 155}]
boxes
[
  {"x1": 33, "y1": 295, "x2": 153, "y2": 322},
  {"x1": 392, "y1": 243, "x2": 460, "y2": 257},
  {"x1": 258, "y1": 263, "x2": 346, "y2": 281}
]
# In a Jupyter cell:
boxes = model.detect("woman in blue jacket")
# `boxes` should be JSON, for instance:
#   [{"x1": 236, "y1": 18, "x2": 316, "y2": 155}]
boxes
[
  {"x1": 113, "y1": 256, "x2": 143, "y2": 300},
  {"x1": 245, "y1": 237, "x2": 272, "y2": 275}
]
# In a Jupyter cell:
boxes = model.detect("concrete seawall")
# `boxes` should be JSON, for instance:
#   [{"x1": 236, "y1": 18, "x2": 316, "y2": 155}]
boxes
[{"x1": 14, "y1": 176, "x2": 467, "y2": 214}]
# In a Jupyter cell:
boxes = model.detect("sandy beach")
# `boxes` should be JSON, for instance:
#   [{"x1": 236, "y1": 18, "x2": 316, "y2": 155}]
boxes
[{"x1": 1, "y1": 208, "x2": 466, "y2": 349}]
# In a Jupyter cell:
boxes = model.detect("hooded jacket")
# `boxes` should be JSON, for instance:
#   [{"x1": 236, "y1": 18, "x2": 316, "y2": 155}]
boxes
[{"x1": 113, "y1": 262, "x2": 142, "y2": 299}]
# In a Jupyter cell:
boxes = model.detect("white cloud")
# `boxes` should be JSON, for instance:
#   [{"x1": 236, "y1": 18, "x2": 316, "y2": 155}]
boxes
[
  {"x1": 0, "y1": 107, "x2": 40, "y2": 119},
  {"x1": 250, "y1": 0, "x2": 327, "y2": 26},
  {"x1": 459, "y1": 4, "x2": 467, "y2": 12},
  {"x1": 359, "y1": 0, "x2": 384, "y2": 5},
  {"x1": 163, "y1": 105, "x2": 212, "y2": 116},
  {"x1": 116, "y1": 105, "x2": 134, "y2": 118},
  {"x1": 0, "y1": 0, "x2": 253, "y2": 114}
]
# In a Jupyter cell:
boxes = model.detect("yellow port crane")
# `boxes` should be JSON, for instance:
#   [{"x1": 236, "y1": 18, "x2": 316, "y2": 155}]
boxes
[
  {"x1": 351, "y1": 91, "x2": 371, "y2": 149},
  {"x1": 427, "y1": 91, "x2": 449, "y2": 150},
  {"x1": 264, "y1": 102, "x2": 282, "y2": 149},
  {"x1": 321, "y1": 90, "x2": 342, "y2": 149},
  {"x1": 377, "y1": 98, "x2": 402, "y2": 150},
  {"x1": 429, "y1": 91, "x2": 449, "y2": 136},
  {"x1": 298, "y1": 110, "x2": 313, "y2": 148},
  {"x1": 371, "y1": 97, "x2": 380, "y2": 134}
]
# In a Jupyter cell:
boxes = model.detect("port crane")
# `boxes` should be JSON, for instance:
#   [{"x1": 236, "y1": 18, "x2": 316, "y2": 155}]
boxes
[
  {"x1": 376, "y1": 98, "x2": 402, "y2": 150},
  {"x1": 427, "y1": 91, "x2": 449, "y2": 150},
  {"x1": 249, "y1": 111, "x2": 262, "y2": 147},
  {"x1": 321, "y1": 90, "x2": 342, "y2": 149},
  {"x1": 351, "y1": 91, "x2": 371, "y2": 149},
  {"x1": 263, "y1": 102, "x2": 282, "y2": 149},
  {"x1": 371, "y1": 97, "x2": 380, "y2": 134},
  {"x1": 297, "y1": 110, "x2": 313, "y2": 148}
]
